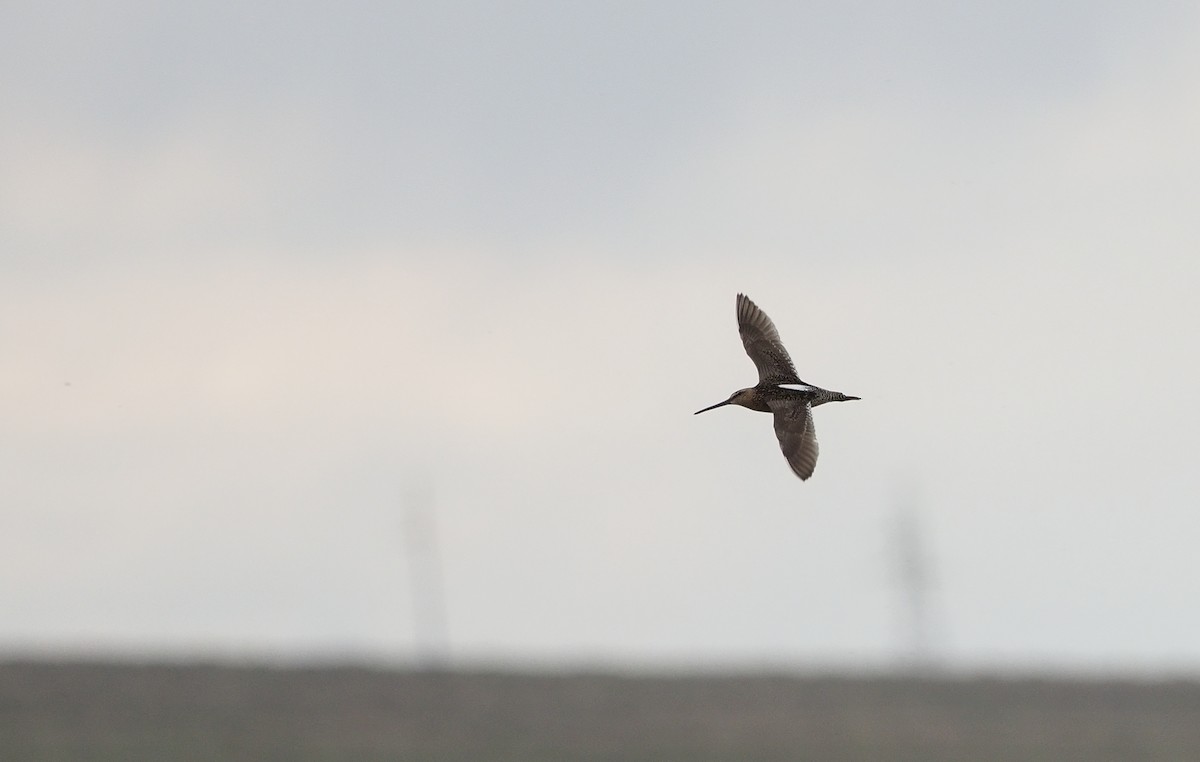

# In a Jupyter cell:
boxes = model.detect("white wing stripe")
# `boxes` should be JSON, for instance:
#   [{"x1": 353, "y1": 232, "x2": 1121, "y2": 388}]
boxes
[{"x1": 776, "y1": 383, "x2": 815, "y2": 392}]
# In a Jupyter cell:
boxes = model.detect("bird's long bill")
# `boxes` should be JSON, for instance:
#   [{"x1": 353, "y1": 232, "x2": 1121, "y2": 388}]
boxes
[{"x1": 694, "y1": 400, "x2": 731, "y2": 415}]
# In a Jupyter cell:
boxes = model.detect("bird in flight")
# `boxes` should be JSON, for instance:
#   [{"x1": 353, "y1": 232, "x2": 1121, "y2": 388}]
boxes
[{"x1": 695, "y1": 293, "x2": 859, "y2": 480}]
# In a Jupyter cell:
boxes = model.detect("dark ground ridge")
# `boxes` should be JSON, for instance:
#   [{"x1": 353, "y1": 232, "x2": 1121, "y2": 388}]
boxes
[{"x1": 4, "y1": 660, "x2": 1200, "y2": 762}]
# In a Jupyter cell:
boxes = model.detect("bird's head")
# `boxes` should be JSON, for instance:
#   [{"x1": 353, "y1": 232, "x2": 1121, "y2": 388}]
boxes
[{"x1": 694, "y1": 388, "x2": 756, "y2": 415}]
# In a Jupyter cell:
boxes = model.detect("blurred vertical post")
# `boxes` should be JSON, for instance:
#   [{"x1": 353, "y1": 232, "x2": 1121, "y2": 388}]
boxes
[
  {"x1": 892, "y1": 495, "x2": 938, "y2": 674},
  {"x1": 404, "y1": 478, "x2": 449, "y2": 668}
]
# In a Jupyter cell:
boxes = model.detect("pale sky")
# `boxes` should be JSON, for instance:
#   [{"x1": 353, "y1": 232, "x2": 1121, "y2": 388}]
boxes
[{"x1": 3, "y1": 2, "x2": 1200, "y2": 673}]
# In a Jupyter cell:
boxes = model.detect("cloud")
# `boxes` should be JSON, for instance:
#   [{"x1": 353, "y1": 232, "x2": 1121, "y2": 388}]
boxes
[{"x1": 3, "y1": 1, "x2": 1200, "y2": 668}]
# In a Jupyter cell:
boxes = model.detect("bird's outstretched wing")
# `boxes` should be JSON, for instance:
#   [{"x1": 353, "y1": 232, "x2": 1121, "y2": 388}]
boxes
[
  {"x1": 768, "y1": 399, "x2": 819, "y2": 480},
  {"x1": 737, "y1": 293, "x2": 800, "y2": 383}
]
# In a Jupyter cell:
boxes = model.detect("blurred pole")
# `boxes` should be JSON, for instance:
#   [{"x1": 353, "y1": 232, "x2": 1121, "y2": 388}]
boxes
[
  {"x1": 404, "y1": 479, "x2": 449, "y2": 668},
  {"x1": 891, "y1": 496, "x2": 939, "y2": 674}
]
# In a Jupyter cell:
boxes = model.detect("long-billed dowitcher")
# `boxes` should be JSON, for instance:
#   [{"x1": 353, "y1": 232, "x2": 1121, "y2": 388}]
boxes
[{"x1": 696, "y1": 293, "x2": 859, "y2": 480}]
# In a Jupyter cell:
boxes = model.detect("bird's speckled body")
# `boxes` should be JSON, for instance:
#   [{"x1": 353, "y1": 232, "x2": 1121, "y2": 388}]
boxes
[{"x1": 696, "y1": 294, "x2": 859, "y2": 480}]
